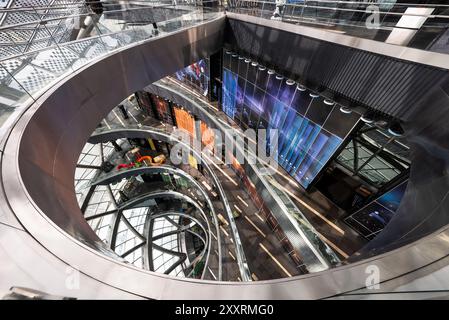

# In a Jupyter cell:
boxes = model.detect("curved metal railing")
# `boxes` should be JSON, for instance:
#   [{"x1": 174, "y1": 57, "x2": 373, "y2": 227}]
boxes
[
  {"x1": 226, "y1": 0, "x2": 449, "y2": 54},
  {"x1": 0, "y1": 1, "x2": 221, "y2": 136},
  {"x1": 86, "y1": 124, "x2": 253, "y2": 281}
]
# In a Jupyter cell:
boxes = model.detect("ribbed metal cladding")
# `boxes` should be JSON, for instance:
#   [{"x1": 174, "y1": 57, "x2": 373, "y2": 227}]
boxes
[{"x1": 225, "y1": 19, "x2": 449, "y2": 121}]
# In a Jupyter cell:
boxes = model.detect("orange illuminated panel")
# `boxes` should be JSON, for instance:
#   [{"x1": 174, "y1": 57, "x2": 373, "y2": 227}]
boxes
[
  {"x1": 200, "y1": 121, "x2": 215, "y2": 149},
  {"x1": 174, "y1": 107, "x2": 195, "y2": 137}
]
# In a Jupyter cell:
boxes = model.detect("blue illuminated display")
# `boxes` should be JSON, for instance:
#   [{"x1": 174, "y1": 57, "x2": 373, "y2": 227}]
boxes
[
  {"x1": 221, "y1": 54, "x2": 358, "y2": 188},
  {"x1": 222, "y1": 69, "x2": 237, "y2": 119}
]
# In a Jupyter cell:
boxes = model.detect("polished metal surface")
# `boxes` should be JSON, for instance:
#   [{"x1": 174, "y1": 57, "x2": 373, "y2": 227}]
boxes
[
  {"x1": 226, "y1": 12, "x2": 449, "y2": 69},
  {"x1": 227, "y1": 0, "x2": 449, "y2": 54},
  {"x1": 2, "y1": 7, "x2": 449, "y2": 299}
]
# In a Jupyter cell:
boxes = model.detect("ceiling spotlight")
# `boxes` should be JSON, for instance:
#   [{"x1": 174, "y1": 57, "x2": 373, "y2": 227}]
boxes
[
  {"x1": 232, "y1": 54, "x2": 238, "y2": 58},
  {"x1": 267, "y1": 69, "x2": 275, "y2": 75},
  {"x1": 309, "y1": 92, "x2": 319, "y2": 98},
  {"x1": 244, "y1": 58, "x2": 251, "y2": 63},
  {"x1": 361, "y1": 113, "x2": 375, "y2": 124},
  {"x1": 258, "y1": 66, "x2": 266, "y2": 71},
  {"x1": 286, "y1": 79, "x2": 295, "y2": 86},
  {"x1": 275, "y1": 74, "x2": 284, "y2": 80},
  {"x1": 297, "y1": 84, "x2": 306, "y2": 91},
  {"x1": 388, "y1": 121, "x2": 405, "y2": 137},
  {"x1": 251, "y1": 61, "x2": 258, "y2": 67},
  {"x1": 238, "y1": 56, "x2": 244, "y2": 60},
  {"x1": 339, "y1": 106, "x2": 352, "y2": 114},
  {"x1": 225, "y1": 50, "x2": 232, "y2": 55},
  {"x1": 324, "y1": 99, "x2": 335, "y2": 106}
]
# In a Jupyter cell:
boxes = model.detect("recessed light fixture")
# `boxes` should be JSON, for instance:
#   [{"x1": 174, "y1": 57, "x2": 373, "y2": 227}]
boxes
[
  {"x1": 251, "y1": 61, "x2": 258, "y2": 67},
  {"x1": 244, "y1": 58, "x2": 251, "y2": 63},
  {"x1": 324, "y1": 99, "x2": 335, "y2": 106},
  {"x1": 258, "y1": 66, "x2": 266, "y2": 71},
  {"x1": 309, "y1": 92, "x2": 319, "y2": 98},
  {"x1": 297, "y1": 84, "x2": 306, "y2": 91},
  {"x1": 339, "y1": 106, "x2": 352, "y2": 114},
  {"x1": 225, "y1": 50, "x2": 232, "y2": 55},
  {"x1": 267, "y1": 69, "x2": 275, "y2": 75},
  {"x1": 232, "y1": 54, "x2": 238, "y2": 58},
  {"x1": 388, "y1": 121, "x2": 405, "y2": 137},
  {"x1": 275, "y1": 74, "x2": 283, "y2": 80},
  {"x1": 286, "y1": 79, "x2": 295, "y2": 86},
  {"x1": 238, "y1": 56, "x2": 244, "y2": 60},
  {"x1": 361, "y1": 113, "x2": 375, "y2": 123}
]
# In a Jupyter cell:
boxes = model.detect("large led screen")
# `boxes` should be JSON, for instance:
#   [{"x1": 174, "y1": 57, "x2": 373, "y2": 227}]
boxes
[{"x1": 222, "y1": 52, "x2": 359, "y2": 188}]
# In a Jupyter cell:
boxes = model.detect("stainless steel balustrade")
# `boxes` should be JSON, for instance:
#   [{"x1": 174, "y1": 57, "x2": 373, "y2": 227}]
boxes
[
  {"x1": 110, "y1": 189, "x2": 213, "y2": 279},
  {"x1": 87, "y1": 124, "x2": 252, "y2": 281},
  {"x1": 0, "y1": 5, "x2": 221, "y2": 137},
  {"x1": 226, "y1": 0, "x2": 449, "y2": 53},
  {"x1": 83, "y1": 161, "x2": 223, "y2": 280}
]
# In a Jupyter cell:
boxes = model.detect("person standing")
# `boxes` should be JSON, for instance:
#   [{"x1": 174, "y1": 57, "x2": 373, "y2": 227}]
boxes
[{"x1": 271, "y1": 0, "x2": 286, "y2": 20}]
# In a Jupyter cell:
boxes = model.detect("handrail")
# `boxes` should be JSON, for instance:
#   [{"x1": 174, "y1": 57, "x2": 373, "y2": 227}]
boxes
[
  {"x1": 228, "y1": 0, "x2": 449, "y2": 19},
  {"x1": 115, "y1": 189, "x2": 213, "y2": 279},
  {"x1": 0, "y1": 0, "x2": 220, "y2": 13},
  {"x1": 0, "y1": 7, "x2": 222, "y2": 134},
  {"x1": 226, "y1": 0, "x2": 449, "y2": 54},
  {"x1": 228, "y1": 0, "x2": 449, "y2": 9},
  {"x1": 88, "y1": 125, "x2": 252, "y2": 281},
  {"x1": 0, "y1": 4, "x2": 184, "y2": 31}
]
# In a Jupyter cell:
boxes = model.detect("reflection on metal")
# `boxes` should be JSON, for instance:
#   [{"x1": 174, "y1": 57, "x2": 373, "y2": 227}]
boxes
[
  {"x1": 226, "y1": 1, "x2": 449, "y2": 55},
  {"x1": 0, "y1": 3, "x2": 224, "y2": 130}
]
